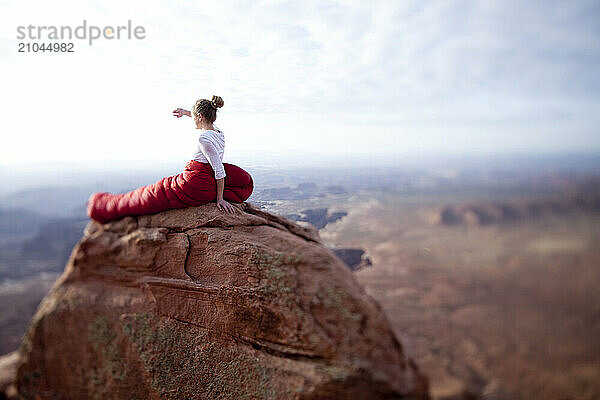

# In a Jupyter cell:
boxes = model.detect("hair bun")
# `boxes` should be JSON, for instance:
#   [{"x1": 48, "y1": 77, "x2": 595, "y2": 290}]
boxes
[{"x1": 211, "y1": 95, "x2": 224, "y2": 109}]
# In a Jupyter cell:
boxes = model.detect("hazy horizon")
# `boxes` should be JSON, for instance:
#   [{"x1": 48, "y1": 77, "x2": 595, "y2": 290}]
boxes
[
  {"x1": 1, "y1": 150, "x2": 599, "y2": 199},
  {"x1": 3, "y1": 148, "x2": 600, "y2": 168}
]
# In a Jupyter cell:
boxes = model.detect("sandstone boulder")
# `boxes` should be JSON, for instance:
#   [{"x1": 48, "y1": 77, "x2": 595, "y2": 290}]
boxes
[{"x1": 11, "y1": 202, "x2": 430, "y2": 399}]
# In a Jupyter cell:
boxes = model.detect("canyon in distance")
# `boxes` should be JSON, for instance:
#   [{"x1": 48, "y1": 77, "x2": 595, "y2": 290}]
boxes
[{"x1": 0, "y1": 153, "x2": 598, "y2": 399}]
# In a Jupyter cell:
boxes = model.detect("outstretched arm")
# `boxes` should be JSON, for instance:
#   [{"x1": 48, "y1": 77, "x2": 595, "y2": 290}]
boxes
[{"x1": 172, "y1": 108, "x2": 192, "y2": 118}]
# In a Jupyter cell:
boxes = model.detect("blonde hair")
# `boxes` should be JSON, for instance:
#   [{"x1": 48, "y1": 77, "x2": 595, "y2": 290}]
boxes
[{"x1": 191, "y1": 95, "x2": 224, "y2": 124}]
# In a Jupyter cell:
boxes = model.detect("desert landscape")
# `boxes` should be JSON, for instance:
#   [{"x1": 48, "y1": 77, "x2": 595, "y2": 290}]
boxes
[
  {"x1": 1, "y1": 160, "x2": 599, "y2": 399},
  {"x1": 263, "y1": 185, "x2": 600, "y2": 399},
  {"x1": 3, "y1": 0, "x2": 599, "y2": 397}
]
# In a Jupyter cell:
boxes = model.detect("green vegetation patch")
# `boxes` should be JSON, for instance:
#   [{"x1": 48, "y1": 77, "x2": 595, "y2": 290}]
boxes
[
  {"x1": 317, "y1": 284, "x2": 363, "y2": 324},
  {"x1": 87, "y1": 315, "x2": 127, "y2": 382},
  {"x1": 121, "y1": 312, "x2": 281, "y2": 399},
  {"x1": 247, "y1": 244, "x2": 302, "y2": 298}
]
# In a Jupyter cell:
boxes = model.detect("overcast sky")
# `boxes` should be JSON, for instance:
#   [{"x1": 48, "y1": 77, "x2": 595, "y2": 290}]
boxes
[{"x1": 1, "y1": 0, "x2": 599, "y2": 167}]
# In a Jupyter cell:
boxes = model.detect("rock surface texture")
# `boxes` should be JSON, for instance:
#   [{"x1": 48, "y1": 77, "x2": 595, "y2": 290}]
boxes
[{"x1": 11, "y1": 202, "x2": 430, "y2": 399}]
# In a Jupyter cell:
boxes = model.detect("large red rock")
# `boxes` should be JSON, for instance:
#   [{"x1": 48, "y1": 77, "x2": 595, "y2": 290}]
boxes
[{"x1": 11, "y1": 202, "x2": 430, "y2": 399}]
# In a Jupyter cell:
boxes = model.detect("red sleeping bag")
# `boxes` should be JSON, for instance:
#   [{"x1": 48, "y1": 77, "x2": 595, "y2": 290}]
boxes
[{"x1": 87, "y1": 160, "x2": 253, "y2": 224}]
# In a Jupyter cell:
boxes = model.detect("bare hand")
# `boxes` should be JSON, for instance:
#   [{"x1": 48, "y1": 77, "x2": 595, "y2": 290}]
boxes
[
  {"x1": 216, "y1": 198, "x2": 236, "y2": 214},
  {"x1": 172, "y1": 108, "x2": 189, "y2": 118}
]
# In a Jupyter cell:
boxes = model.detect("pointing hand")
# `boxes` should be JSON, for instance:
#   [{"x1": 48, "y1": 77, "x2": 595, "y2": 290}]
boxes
[{"x1": 172, "y1": 108, "x2": 190, "y2": 118}]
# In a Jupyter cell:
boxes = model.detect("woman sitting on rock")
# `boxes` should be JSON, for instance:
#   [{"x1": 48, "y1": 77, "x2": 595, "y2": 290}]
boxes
[{"x1": 86, "y1": 95, "x2": 254, "y2": 224}]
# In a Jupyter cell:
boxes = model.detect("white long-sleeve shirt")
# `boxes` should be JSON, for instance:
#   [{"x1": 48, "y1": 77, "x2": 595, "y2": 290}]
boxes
[{"x1": 192, "y1": 126, "x2": 226, "y2": 179}]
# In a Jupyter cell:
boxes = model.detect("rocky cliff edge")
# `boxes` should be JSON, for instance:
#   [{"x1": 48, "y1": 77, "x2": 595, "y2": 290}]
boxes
[{"x1": 4, "y1": 201, "x2": 430, "y2": 399}]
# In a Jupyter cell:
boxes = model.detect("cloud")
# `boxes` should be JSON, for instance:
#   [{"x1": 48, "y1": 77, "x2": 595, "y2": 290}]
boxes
[{"x1": 0, "y1": 0, "x2": 599, "y2": 164}]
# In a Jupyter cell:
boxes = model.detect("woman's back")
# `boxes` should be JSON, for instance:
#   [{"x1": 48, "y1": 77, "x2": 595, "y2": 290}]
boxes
[{"x1": 192, "y1": 126, "x2": 226, "y2": 180}]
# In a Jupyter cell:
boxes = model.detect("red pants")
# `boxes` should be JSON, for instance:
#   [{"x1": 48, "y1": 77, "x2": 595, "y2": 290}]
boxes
[{"x1": 87, "y1": 160, "x2": 253, "y2": 224}]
